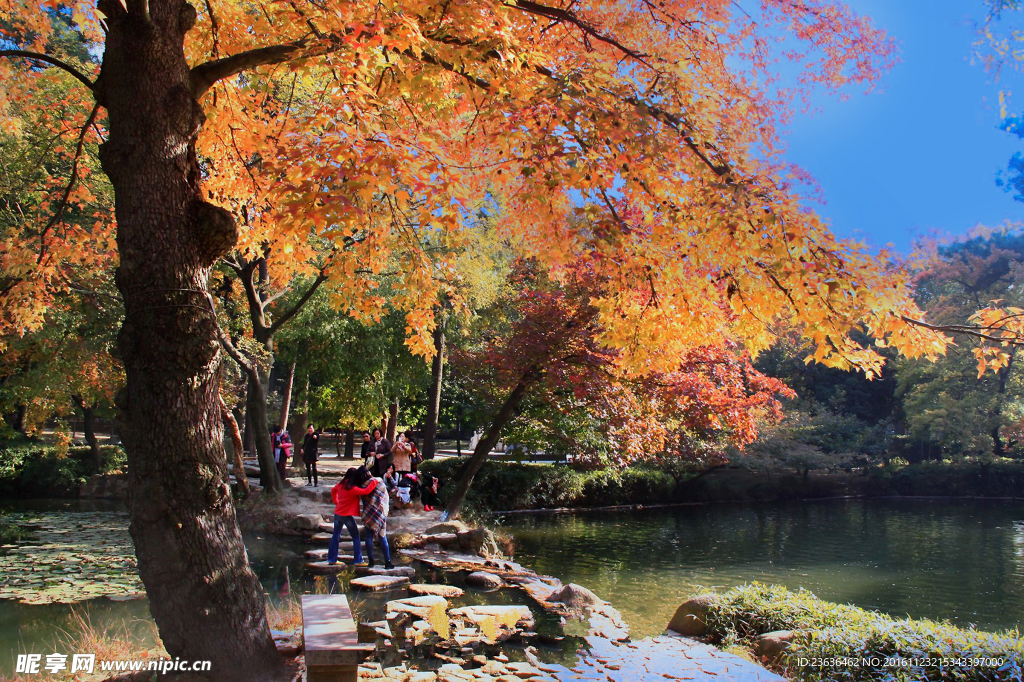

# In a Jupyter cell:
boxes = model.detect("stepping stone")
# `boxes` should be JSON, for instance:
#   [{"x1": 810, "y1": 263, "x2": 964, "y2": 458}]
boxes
[
  {"x1": 305, "y1": 561, "x2": 353, "y2": 573},
  {"x1": 310, "y1": 532, "x2": 355, "y2": 544},
  {"x1": 450, "y1": 605, "x2": 532, "y2": 627},
  {"x1": 350, "y1": 575, "x2": 410, "y2": 591},
  {"x1": 386, "y1": 595, "x2": 449, "y2": 619},
  {"x1": 354, "y1": 565, "x2": 415, "y2": 578},
  {"x1": 318, "y1": 521, "x2": 334, "y2": 533},
  {"x1": 409, "y1": 584, "x2": 464, "y2": 598},
  {"x1": 464, "y1": 571, "x2": 503, "y2": 589},
  {"x1": 304, "y1": 548, "x2": 355, "y2": 562}
]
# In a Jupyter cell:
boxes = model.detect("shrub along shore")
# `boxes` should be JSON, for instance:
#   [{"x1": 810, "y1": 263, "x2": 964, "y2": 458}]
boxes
[
  {"x1": 418, "y1": 458, "x2": 1024, "y2": 515},
  {"x1": 0, "y1": 443, "x2": 124, "y2": 497},
  {"x1": 2, "y1": 443, "x2": 1023, "y2": 510},
  {"x1": 676, "y1": 583, "x2": 1024, "y2": 681}
]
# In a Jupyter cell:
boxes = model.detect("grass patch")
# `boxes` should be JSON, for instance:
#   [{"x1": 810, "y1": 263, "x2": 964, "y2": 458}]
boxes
[{"x1": 702, "y1": 583, "x2": 1024, "y2": 681}]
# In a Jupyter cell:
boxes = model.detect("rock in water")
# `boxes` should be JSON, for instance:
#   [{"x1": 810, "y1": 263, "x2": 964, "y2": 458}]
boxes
[
  {"x1": 351, "y1": 575, "x2": 411, "y2": 591},
  {"x1": 464, "y1": 571, "x2": 504, "y2": 589},
  {"x1": 667, "y1": 594, "x2": 717, "y2": 636},
  {"x1": 305, "y1": 561, "x2": 351, "y2": 574},
  {"x1": 424, "y1": 521, "x2": 470, "y2": 535},
  {"x1": 409, "y1": 584, "x2": 465, "y2": 598},
  {"x1": 546, "y1": 583, "x2": 604, "y2": 609},
  {"x1": 354, "y1": 565, "x2": 416, "y2": 578}
]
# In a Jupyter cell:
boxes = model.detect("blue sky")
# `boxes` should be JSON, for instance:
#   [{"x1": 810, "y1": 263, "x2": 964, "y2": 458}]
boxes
[{"x1": 783, "y1": 0, "x2": 1024, "y2": 254}]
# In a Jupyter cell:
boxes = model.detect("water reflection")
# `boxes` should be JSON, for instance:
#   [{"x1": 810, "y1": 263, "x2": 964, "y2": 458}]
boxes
[{"x1": 503, "y1": 499, "x2": 1024, "y2": 638}]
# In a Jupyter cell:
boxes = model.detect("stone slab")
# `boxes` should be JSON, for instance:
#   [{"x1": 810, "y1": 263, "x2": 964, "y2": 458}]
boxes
[
  {"x1": 354, "y1": 565, "x2": 415, "y2": 578},
  {"x1": 386, "y1": 595, "x2": 449, "y2": 619},
  {"x1": 311, "y1": 532, "x2": 355, "y2": 544},
  {"x1": 542, "y1": 632, "x2": 786, "y2": 682},
  {"x1": 305, "y1": 549, "x2": 355, "y2": 562},
  {"x1": 350, "y1": 575, "x2": 411, "y2": 591},
  {"x1": 409, "y1": 583, "x2": 465, "y2": 598},
  {"x1": 306, "y1": 561, "x2": 355, "y2": 573},
  {"x1": 301, "y1": 594, "x2": 374, "y2": 669}
]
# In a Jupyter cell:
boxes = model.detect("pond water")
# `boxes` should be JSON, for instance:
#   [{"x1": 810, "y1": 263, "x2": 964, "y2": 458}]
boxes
[
  {"x1": 2, "y1": 498, "x2": 1022, "y2": 673},
  {"x1": 502, "y1": 498, "x2": 1024, "y2": 638},
  {"x1": 0, "y1": 499, "x2": 572, "y2": 674}
]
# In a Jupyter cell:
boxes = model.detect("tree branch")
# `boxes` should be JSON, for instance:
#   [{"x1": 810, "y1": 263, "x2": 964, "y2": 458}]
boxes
[
  {"x1": 901, "y1": 315, "x2": 1024, "y2": 345},
  {"x1": 0, "y1": 50, "x2": 95, "y2": 91},
  {"x1": 38, "y1": 102, "x2": 102, "y2": 265},
  {"x1": 190, "y1": 41, "x2": 310, "y2": 98},
  {"x1": 268, "y1": 271, "x2": 329, "y2": 335},
  {"x1": 217, "y1": 326, "x2": 259, "y2": 380}
]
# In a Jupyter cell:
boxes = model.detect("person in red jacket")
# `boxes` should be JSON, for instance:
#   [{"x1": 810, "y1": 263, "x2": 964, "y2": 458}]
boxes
[{"x1": 328, "y1": 467, "x2": 376, "y2": 565}]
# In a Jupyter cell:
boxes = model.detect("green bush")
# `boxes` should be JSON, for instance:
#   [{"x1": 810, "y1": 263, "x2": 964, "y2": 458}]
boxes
[
  {"x1": 0, "y1": 444, "x2": 125, "y2": 497},
  {"x1": 868, "y1": 458, "x2": 1024, "y2": 498},
  {"x1": 418, "y1": 459, "x2": 678, "y2": 513},
  {"x1": 702, "y1": 583, "x2": 1024, "y2": 681}
]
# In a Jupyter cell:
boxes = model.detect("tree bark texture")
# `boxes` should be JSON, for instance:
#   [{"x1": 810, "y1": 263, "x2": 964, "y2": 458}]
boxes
[
  {"x1": 386, "y1": 399, "x2": 399, "y2": 442},
  {"x1": 442, "y1": 375, "x2": 534, "y2": 520},
  {"x1": 97, "y1": 1, "x2": 280, "y2": 676},
  {"x1": 278, "y1": 360, "x2": 295, "y2": 430},
  {"x1": 288, "y1": 410, "x2": 307, "y2": 467},
  {"x1": 422, "y1": 319, "x2": 446, "y2": 460},
  {"x1": 73, "y1": 396, "x2": 102, "y2": 473},
  {"x1": 221, "y1": 396, "x2": 250, "y2": 497},
  {"x1": 345, "y1": 425, "x2": 354, "y2": 458},
  {"x1": 246, "y1": 371, "x2": 280, "y2": 490}
]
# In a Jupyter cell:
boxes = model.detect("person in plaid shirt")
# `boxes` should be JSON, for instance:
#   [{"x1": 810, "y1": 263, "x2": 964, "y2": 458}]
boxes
[{"x1": 359, "y1": 465, "x2": 394, "y2": 569}]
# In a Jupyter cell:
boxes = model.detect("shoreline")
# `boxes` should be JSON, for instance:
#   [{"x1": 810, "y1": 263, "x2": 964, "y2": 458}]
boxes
[{"x1": 490, "y1": 493, "x2": 1024, "y2": 516}]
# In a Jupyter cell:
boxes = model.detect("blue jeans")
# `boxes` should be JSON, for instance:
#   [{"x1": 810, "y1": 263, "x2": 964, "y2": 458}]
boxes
[
  {"x1": 328, "y1": 515, "x2": 362, "y2": 564},
  {"x1": 363, "y1": 526, "x2": 391, "y2": 565}
]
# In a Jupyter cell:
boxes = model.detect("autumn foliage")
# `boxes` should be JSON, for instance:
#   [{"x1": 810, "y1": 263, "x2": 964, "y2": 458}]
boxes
[
  {"x1": 2, "y1": 0, "x2": 951, "y2": 373},
  {"x1": 455, "y1": 261, "x2": 794, "y2": 469}
]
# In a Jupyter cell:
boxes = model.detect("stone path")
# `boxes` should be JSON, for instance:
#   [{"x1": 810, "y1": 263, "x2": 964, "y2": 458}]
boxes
[{"x1": 269, "y1": 472, "x2": 784, "y2": 682}]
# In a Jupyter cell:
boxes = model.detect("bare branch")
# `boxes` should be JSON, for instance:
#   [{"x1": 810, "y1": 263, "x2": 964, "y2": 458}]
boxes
[{"x1": 0, "y1": 50, "x2": 95, "y2": 91}]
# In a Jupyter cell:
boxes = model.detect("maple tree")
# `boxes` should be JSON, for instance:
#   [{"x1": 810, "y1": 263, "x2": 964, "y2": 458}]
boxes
[
  {"x1": 443, "y1": 261, "x2": 793, "y2": 517},
  {"x1": 1, "y1": 0, "x2": 956, "y2": 676},
  {"x1": 897, "y1": 226, "x2": 1024, "y2": 458}
]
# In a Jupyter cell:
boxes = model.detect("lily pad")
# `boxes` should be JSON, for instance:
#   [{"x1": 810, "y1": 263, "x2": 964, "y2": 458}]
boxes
[{"x1": 0, "y1": 511, "x2": 144, "y2": 604}]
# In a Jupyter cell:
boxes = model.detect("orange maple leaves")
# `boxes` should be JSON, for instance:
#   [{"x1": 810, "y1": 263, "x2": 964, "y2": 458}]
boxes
[{"x1": 2, "y1": 0, "x2": 950, "y2": 375}]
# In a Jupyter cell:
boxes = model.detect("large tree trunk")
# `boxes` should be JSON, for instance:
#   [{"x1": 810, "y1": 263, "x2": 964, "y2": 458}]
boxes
[
  {"x1": 386, "y1": 399, "x2": 399, "y2": 442},
  {"x1": 422, "y1": 318, "x2": 446, "y2": 460},
  {"x1": 278, "y1": 360, "x2": 295, "y2": 430},
  {"x1": 345, "y1": 424, "x2": 354, "y2": 458},
  {"x1": 247, "y1": 374, "x2": 280, "y2": 490},
  {"x1": 288, "y1": 410, "x2": 307, "y2": 467},
  {"x1": 98, "y1": 3, "x2": 280, "y2": 675},
  {"x1": 442, "y1": 376, "x2": 534, "y2": 520}
]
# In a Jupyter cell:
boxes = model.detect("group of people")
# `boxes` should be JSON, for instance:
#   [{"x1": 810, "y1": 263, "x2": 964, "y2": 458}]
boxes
[
  {"x1": 271, "y1": 425, "x2": 443, "y2": 511},
  {"x1": 271, "y1": 424, "x2": 322, "y2": 487},
  {"x1": 360, "y1": 429, "x2": 442, "y2": 511}
]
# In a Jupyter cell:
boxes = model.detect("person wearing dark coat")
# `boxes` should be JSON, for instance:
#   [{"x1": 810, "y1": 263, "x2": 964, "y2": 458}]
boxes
[
  {"x1": 369, "y1": 428, "x2": 392, "y2": 477},
  {"x1": 302, "y1": 425, "x2": 320, "y2": 486},
  {"x1": 359, "y1": 431, "x2": 372, "y2": 463}
]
